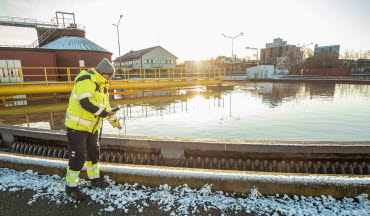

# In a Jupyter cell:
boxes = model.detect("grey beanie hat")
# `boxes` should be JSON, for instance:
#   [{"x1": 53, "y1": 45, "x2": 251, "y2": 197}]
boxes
[{"x1": 96, "y1": 58, "x2": 115, "y2": 74}]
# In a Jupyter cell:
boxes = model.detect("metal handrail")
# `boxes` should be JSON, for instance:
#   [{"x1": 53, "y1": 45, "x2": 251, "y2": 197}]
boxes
[
  {"x1": 0, "y1": 16, "x2": 56, "y2": 27},
  {"x1": 29, "y1": 26, "x2": 58, "y2": 48},
  {"x1": 0, "y1": 67, "x2": 225, "y2": 86},
  {"x1": 0, "y1": 16, "x2": 85, "y2": 29}
]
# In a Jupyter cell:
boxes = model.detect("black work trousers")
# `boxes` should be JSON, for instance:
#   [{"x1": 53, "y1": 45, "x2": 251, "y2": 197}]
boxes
[{"x1": 66, "y1": 127, "x2": 100, "y2": 171}]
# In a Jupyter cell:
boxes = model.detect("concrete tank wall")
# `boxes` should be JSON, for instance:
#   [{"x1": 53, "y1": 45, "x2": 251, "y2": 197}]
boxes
[{"x1": 37, "y1": 28, "x2": 86, "y2": 47}]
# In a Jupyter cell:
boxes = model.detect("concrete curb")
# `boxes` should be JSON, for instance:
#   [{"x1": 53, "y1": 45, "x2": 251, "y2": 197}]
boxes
[{"x1": 1, "y1": 152, "x2": 369, "y2": 198}]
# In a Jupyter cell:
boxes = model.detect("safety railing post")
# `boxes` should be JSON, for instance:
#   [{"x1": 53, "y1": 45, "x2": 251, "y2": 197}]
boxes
[
  {"x1": 154, "y1": 68, "x2": 156, "y2": 79},
  {"x1": 50, "y1": 112, "x2": 54, "y2": 128},
  {"x1": 44, "y1": 67, "x2": 49, "y2": 85},
  {"x1": 19, "y1": 67, "x2": 24, "y2": 86},
  {"x1": 67, "y1": 68, "x2": 72, "y2": 85},
  {"x1": 159, "y1": 68, "x2": 161, "y2": 79},
  {"x1": 140, "y1": 68, "x2": 142, "y2": 79},
  {"x1": 144, "y1": 68, "x2": 146, "y2": 79}
]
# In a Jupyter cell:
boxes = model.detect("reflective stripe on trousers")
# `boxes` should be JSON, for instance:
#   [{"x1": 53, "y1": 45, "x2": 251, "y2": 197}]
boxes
[
  {"x1": 66, "y1": 166, "x2": 80, "y2": 187},
  {"x1": 86, "y1": 161, "x2": 100, "y2": 179}
]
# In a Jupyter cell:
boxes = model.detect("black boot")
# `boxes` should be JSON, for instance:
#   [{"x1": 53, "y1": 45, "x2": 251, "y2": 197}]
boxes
[
  {"x1": 91, "y1": 177, "x2": 109, "y2": 188},
  {"x1": 66, "y1": 186, "x2": 89, "y2": 201}
]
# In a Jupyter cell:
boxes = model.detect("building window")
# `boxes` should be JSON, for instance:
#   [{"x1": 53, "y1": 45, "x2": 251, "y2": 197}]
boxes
[
  {"x1": 79, "y1": 60, "x2": 85, "y2": 67},
  {"x1": 0, "y1": 59, "x2": 22, "y2": 83},
  {"x1": 145, "y1": 59, "x2": 157, "y2": 64}
]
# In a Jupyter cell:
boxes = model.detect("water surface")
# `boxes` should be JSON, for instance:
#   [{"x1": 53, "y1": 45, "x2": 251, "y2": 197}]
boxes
[{"x1": 1, "y1": 81, "x2": 369, "y2": 141}]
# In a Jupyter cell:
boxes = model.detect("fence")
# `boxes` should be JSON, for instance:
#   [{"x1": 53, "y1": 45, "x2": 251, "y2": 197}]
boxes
[{"x1": 0, "y1": 67, "x2": 225, "y2": 86}]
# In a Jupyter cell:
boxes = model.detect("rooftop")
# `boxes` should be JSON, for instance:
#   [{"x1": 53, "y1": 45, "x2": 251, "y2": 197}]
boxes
[
  {"x1": 114, "y1": 46, "x2": 177, "y2": 62},
  {"x1": 39, "y1": 36, "x2": 111, "y2": 53}
]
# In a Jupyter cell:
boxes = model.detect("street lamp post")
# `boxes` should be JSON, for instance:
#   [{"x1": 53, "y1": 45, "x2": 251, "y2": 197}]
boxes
[
  {"x1": 221, "y1": 32, "x2": 244, "y2": 62},
  {"x1": 113, "y1": 15, "x2": 123, "y2": 73}
]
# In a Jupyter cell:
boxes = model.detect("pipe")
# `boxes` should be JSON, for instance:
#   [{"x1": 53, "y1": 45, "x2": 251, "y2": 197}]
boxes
[
  {"x1": 0, "y1": 79, "x2": 222, "y2": 96},
  {"x1": 0, "y1": 91, "x2": 222, "y2": 115}
]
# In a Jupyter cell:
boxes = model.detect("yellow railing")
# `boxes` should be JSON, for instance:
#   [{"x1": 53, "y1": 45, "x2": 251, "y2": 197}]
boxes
[{"x1": 0, "y1": 67, "x2": 225, "y2": 86}]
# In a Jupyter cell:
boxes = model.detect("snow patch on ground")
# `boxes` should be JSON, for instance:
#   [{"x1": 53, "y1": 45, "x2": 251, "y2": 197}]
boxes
[
  {"x1": 1, "y1": 153, "x2": 370, "y2": 185},
  {"x1": 0, "y1": 168, "x2": 369, "y2": 216}
]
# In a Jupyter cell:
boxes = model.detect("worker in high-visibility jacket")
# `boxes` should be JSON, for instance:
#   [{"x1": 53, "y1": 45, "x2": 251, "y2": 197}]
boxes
[{"x1": 64, "y1": 58, "x2": 122, "y2": 200}]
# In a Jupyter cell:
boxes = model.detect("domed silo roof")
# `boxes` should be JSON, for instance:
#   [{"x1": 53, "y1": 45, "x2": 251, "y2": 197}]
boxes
[{"x1": 40, "y1": 36, "x2": 111, "y2": 54}]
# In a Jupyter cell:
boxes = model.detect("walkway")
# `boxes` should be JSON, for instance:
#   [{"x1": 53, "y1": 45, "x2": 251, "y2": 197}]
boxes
[{"x1": 0, "y1": 67, "x2": 224, "y2": 96}]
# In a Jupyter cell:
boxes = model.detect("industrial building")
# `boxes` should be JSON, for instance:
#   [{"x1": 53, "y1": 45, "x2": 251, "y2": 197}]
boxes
[
  {"x1": 0, "y1": 12, "x2": 112, "y2": 83},
  {"x1": 314, "y1": 44, "x2": 340, "y2": 56}
]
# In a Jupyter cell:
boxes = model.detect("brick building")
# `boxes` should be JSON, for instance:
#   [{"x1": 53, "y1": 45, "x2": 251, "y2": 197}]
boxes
[{"x1": 260, "y1": 38, "x2": 301, "y2": 67}]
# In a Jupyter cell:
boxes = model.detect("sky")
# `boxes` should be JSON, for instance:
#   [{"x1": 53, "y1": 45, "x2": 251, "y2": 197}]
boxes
[{"x1": 0, "y1": 0, "x2": 369, "y2": 62}]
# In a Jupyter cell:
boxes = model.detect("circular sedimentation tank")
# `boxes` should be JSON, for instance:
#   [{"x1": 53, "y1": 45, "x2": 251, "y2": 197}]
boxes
[{"x1": 0, "y1": 125, "x2": 369, "y2": 198}]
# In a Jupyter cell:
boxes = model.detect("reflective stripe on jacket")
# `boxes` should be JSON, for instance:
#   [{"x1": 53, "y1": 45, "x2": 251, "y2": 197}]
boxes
[{"x1": 65, "y1": 68, "x2": 120, "y2": 133}]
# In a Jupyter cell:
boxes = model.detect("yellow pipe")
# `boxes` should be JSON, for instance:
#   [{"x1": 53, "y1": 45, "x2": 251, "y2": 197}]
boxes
[
  {"x1": 110, "y1": 79, "x2": 221, "y2": 90},
  {"x1": 0, "y1": 91, "x2": 222, "y2": 115},
  {"x1": 0, "y1": 85, "x2": 73, "y2": 96},
  {"x1": 0, "y1": 78, "x2": 222, "y2": 96}
]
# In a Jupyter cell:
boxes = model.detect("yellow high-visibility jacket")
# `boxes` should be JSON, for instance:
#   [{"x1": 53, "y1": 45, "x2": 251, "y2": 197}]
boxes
[{"x1": 65, "y1": 68, "x2": 120, "y2": 133}]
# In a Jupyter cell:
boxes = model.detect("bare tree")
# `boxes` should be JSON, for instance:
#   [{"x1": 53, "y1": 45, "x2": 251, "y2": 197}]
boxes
[
  {"x1": 341, "y1": 49, "x2": 370, "y2": 60},
  {"x1": 302, "y1": 51, "x2": 340, "y2": 69},
  {"x1": 281, "y1": 52, "x2": 301, "y2": 74},
  {"x1": 301, "y1": 47, "x2": 314, "y2": 61}
]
